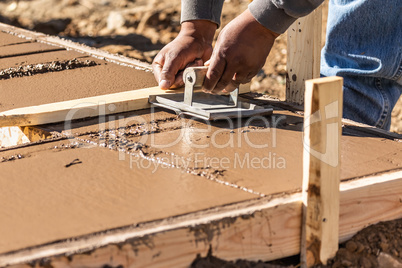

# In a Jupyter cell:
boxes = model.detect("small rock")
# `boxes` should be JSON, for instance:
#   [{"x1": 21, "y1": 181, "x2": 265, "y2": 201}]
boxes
[
  {"x1": 380, "y1": 242, "x2": 389, "y2": 252},
  {"x1": 6, "y1": 2, "x2": 18, "y2": 11},
  {"x1": 107, "y1": 11, "x2": 125, "y2": 30},
  {"x1": 377, "y1": 252, "x2": 402, "y2": 268},
  {"x1": 359, "y1": 256, "x2": 374, "y2": 268},
  {"x1": 346, "y1": 241, "x2": 358, "y2": 253}
]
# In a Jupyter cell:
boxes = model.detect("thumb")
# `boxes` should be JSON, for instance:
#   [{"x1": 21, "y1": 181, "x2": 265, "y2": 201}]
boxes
[{"x1": 159, "y1": 56, "x2": 181, "y2": 90}]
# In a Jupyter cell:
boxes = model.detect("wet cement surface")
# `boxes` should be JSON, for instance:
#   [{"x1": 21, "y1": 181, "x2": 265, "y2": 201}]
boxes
[
  {"x1": 0, "y1": 140, "x2": 257, "y2": 254},
  {"x1": 0, "y1": 31, "x2": 157, "y2": 113},
  {"x1": 0, "y1": 42, "x2": 64, "y2": 58},
  {"x1": 0, "y1": 58, "x2": 97, "y2": 80},
  {"x1": 0, "y1": 50, "x2": 87, "y2": 69},
  {"x1": 60, "y1": 108, "x2": 402, "y2": 195},
  {"x1": 0, "y1": 61, "x2": 157, "y2": 112}
]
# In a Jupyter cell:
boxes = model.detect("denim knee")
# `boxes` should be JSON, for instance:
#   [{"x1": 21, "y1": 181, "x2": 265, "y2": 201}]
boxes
[
  {"x1": 342, "y1": 76, "x2": 402, "y2": 130},
  {"x1": 320, "y1": 0, "x2": 402, "y2": 129}
]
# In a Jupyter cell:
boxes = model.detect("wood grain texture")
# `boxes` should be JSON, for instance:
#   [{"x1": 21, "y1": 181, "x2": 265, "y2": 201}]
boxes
[
  {"x1": 286, "y1": 6, "x2": 322, "y2": 105},
  {"x1": 0, "y1": 127, "x2": 30, "y2": 147},
  {"x1": 0, "y1": 84, "x2": 250, "y2": 127},
  {"x1": 0, "y1": 126, "x2": 51, "y2": 147},
  {"x1": 301, "y1": 77, "x2": 343, "y2": 267},
  {"x1": 0, "y1": 86, "x2": 162, "y2": 127}
]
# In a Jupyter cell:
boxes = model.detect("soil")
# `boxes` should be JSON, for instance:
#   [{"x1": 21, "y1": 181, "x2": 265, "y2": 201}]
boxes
[{"x1": 0, "y1": 1, "x2": 401, "y2": 267}]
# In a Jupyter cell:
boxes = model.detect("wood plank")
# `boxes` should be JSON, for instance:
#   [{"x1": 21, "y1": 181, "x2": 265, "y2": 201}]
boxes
[
  {"x1": 2, "y1": 170, "x2": 401, "y2": 268},
  {"x1": 0, "y1": 86, "x2": 163, "y2": 127},
  {"x1": 0, "y1": 126, "x2": 52, "y2": 148},
  {"x1": 0, "y1": 127, "x2": 30, "y2": 147},
  {"x1": 301, "y1": 77, "x2": 343, "y2": 266},
  {"x1": 0, "y1": 84, "x2": 251, "y2": 127},
  {"x1": 286, "y1": 6, "x2": 322, "y2": 104}
]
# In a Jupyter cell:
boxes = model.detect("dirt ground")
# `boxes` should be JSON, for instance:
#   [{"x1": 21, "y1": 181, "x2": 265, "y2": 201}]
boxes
[{"x1": 0, "y1": 0, "x2": 401, "y2": 267}]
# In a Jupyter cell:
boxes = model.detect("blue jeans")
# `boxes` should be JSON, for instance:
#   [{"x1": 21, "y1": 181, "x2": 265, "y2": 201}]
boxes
[{"x1": 320, "y1": 0, "x2": 402, "y2": 130}]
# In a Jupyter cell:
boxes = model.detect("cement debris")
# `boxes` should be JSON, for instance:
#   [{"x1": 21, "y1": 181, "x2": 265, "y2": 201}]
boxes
[{"x1": 0, "y1": 58, "x2": 97, "y2": 80}]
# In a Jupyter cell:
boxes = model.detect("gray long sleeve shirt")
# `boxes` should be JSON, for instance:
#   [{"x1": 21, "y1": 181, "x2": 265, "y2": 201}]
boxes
[{"x1": 181, "y1": 0, "x2": 324, "y2": 34}]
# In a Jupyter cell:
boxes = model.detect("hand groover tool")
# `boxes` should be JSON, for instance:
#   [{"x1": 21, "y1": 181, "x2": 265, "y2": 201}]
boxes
[{"x1": 149, "y1": 66, "x2": 273, "y2": 120}]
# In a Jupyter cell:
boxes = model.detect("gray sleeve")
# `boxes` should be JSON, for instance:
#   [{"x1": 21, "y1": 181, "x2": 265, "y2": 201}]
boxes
[
  {"x1": 249, "y1": 0, "x2": 324, "y2": 34},
  {"x1": 181, "y1": 0, "x2": 225, "y2": 27}
]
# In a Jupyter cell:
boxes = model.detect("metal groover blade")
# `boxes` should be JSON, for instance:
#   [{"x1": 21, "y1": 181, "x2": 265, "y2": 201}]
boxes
[{"x1": 148, "y1": 66, "x2": 273, "y2": 120}]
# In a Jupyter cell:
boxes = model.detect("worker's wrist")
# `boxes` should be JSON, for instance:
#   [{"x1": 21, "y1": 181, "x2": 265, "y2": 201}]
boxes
[
  {"x1": 180, "y1": 20, "x2": 217, "y2": 45},
  {"x1": 242, "y1": 9, "x2": 280, "y2": 40}
]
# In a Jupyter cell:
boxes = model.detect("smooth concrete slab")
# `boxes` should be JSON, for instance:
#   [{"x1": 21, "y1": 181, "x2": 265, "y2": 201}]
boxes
[
  {"x1": 0, "y1": 63, "x2": 157, "y2": 112},
  {"x1": 47, "y1": 108, "x2": 402, "y2": 196},
  {"x1": 0, "y1": 141, "x2": 257, "y2": 254}
]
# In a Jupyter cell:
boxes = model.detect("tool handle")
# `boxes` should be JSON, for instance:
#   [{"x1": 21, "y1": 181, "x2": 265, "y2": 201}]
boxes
[{"x1": 183, "y1": 66, "x2": 208, "y2": 88}]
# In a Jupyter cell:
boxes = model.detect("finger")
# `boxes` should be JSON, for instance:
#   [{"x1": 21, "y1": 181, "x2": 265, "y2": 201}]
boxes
[
  {"x1": 189, "y1": 58, "x2": 204, "y2": 67},
  {"x1": 201, "y1": 44, "x2": 213, "y2": 65},
  {"x1": 152, "y1": 55, "x2": 164, "y2": 87},
  {"x1": 222, "y1": 80, "x2": 239, "y2": 93},
  {"x1": 170, "y1": 58, "x2": 204, "y2": 89},
  {"x1": 203, "y1": 55, "x2": 226, "y2": 93},
  {"x1": 171, "y1": 70, "x2": 184, "y2": 89},
  {"x1": 232, "y1": 72, "x2": 249, "y2": 84},
  {"x1": 211, "y1": 64, "x2": 237, "y2": 94},
  {"x1": 159, "y1": 54, "x2": 183, "y2": 90}
]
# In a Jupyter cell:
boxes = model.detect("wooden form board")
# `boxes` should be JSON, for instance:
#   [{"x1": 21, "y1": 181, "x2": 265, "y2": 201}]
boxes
[
  {"x1": 1, "y1": 170, "x2": 401, "y2": 268},
  {"x1": 0, "y1": 86, "x2": 170, "y2": 127},
  {"x1": 286, "y1": 6, "x2": 322, "y2": 104},
  {"x1": 0, "y1": 86, "x2": 250, "y2": 128}
]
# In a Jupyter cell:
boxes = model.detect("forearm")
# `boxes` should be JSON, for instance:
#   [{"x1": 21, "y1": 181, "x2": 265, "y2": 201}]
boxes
[
  {"x1": 181, "y1": 0, "x2": 324, "y2": 34},
  {"x1": 249, "y1": 0, "x2": 324, "y2": 34},
  {"x1": 179, "y1": 20, "x2": 217, "y2": 45},
  {"x1": 181, "y1": 0, "x2": 225, "y2": 27}
]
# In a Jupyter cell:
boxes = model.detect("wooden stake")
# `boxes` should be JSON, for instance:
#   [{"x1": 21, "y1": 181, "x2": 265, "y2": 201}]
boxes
[
  {"x1": 301, "y1": 76, "x2": 343, "y2": 267},
  {"x1": 286, "y1": 6, "x2": 322, "y2": 105}
]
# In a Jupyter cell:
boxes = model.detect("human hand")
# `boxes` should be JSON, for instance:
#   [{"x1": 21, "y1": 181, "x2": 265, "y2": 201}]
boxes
[
  {"x1": 203, "y1": 9, "x2": 279, "y2": 94},
  {"x1": 152, "y1": 20, "x2": 217, "y2": 90}
]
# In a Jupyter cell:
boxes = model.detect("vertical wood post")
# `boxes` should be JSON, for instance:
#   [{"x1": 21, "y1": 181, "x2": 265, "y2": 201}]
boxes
[
  {"x1": 301, "y1": 77, "x2": 343, "y2": 267},
  {"x1": 286, "y1": 7, "x2": 322, "y2": 105}
]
